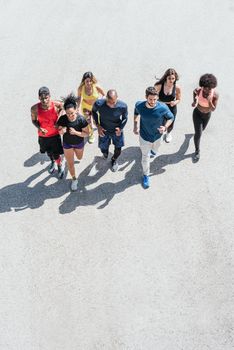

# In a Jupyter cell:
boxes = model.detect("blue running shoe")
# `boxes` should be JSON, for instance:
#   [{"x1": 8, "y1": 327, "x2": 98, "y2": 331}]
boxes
[
  {"x1": 150, "y1": 150, "x2": 157, "y2": 158},
  {"x1": 142, "y1": 175, "x2": 150, "y2": 189}
]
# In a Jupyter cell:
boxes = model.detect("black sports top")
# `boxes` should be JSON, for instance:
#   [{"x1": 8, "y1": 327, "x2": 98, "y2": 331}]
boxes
[
  {"x1": 158, "y1": 83, "x2": 177, "y2": 116},
  {"x1": 159, "y1": 83, "x2": 176, "y2": 103},
  {"x1": 57, "y1": 114, "x2": 88, "y2": 145}
]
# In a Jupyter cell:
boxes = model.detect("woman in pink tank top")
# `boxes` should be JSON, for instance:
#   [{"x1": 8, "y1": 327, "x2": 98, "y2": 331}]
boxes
[{"x1": 191, "y1": 74, "x2": 219, "y2": 162}]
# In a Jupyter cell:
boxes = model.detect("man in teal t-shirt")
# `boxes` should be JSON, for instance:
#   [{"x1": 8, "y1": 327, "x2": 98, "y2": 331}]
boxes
[{"x1": 133, "y1": 86, "x2": 174, "y2": 189}]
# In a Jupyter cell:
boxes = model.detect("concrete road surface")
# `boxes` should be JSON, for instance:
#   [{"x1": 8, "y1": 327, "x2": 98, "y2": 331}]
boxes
[{"x1": 0, "y1": 1, "x2": 233, "y2": 349}]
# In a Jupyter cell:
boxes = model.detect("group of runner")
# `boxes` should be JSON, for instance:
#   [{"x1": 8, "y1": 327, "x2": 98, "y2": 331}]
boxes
[{"x1": 31, "y1": 69, "x2": 219, "y2": 190}]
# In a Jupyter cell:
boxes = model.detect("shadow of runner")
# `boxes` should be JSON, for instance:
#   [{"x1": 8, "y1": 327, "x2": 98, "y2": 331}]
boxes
[
  {"x1": 150, "y1": 133, "x2": 194, "y2": 175},
  {"x1": 0, "y1": 168, "x2": 69, "y2": 213},
  {"x1": 24, "y1": 152, "x2": 49, "y2": 167},
  {"x1": 59, "y1": 147, "x2": 142, "y2": 213},
  {"x1": 1, "y1": 134, "x2": 193, "y2": 214},
  {"x1": 59, "y1": 134, "x2": 193, "y2": 213}
]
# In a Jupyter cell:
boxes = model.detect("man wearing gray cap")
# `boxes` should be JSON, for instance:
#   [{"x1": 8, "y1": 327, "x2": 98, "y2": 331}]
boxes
[{"x1": 31, "y1": 87, "x2": 64, "y2": 177}]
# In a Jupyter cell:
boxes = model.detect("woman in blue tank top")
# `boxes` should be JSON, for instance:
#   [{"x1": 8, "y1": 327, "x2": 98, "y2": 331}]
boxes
[{"x1": 154, "y1": 68, "x2": 181, "y2": 143}]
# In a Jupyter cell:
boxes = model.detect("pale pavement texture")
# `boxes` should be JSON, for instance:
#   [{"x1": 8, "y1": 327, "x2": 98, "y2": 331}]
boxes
[{"x1": 0, "y1": 1, "x2": 234, "y2": 349}]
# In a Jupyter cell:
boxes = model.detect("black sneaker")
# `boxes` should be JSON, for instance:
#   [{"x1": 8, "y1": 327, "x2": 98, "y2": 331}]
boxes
[
  {"x1": 193, "y1": 151, "x2": 200, "y2": 163},
  {"x1": 102, "y1": 151, "x2": 108, "y2": 159},
  {"x1": 57, "y1": 164, "x2": 64, "y2": 179},
  {"x1": 111, "y1": 158, "x2": 119, "y2": 172},
  {"x1": 48, "y1": 160, "x2": 55, "y2": 174}
]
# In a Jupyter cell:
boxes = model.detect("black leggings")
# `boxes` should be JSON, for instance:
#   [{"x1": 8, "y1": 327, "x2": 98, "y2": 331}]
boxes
[
  {"x1": 112, "y1": 147, "x2": 121, "y2": 160},
  {"x1": 193, "y1": 108, "x2": 211, "y2": 152},
  {"x1": 167, "y1": 105, "x2": 177, "y2": 133},
  {"x1": 163, "y1": 105, "x2": 177, "y2": 133}
]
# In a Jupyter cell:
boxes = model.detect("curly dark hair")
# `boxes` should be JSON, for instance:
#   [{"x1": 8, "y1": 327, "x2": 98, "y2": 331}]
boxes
[
  {"x1": 61, "y1": 93, "x2": 78, "y2": 110},
  {"x1": 199, "y1": 74, "x2": 217, "y2": 88},
  {"x1": 145, "y1": 86, "x2": 159, "y2": 97}
]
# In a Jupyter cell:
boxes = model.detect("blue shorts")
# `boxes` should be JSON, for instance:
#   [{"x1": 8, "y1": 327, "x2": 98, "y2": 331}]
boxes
[
  {"x1": 98, "y1": 133, "x2": 124, "y2": 150},
  {"x1": 63, "y1": 141, "x2": 84, "y2": 149}
]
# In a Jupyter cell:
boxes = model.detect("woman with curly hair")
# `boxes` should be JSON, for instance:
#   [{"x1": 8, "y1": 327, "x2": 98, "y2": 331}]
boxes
[
  {"x1": 56, "y1": 93, "x2": 90, "y2": 191},
  {"x1": 77, "y1": 71, "x2": 105, "y2": 144},
  {"x1": 192, "y1": 73, "x2": 219, "y2": 162},
  {"x1": 154, "y1": 68, "x2": 181, "y2": 143}
]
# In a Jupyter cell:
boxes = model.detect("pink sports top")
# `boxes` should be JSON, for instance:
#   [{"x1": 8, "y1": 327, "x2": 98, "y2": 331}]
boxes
[{"x1": 198, "y1": 88, "x2": 214, "y2": 107}]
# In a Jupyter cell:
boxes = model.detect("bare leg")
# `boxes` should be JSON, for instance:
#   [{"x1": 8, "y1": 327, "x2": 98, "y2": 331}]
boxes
[
  {"x1": 63, "y1": 148, "x2": 75, "y2": 178},
  {"x1": 74, "y1": 148, "x2": 84, "y2": 161}
]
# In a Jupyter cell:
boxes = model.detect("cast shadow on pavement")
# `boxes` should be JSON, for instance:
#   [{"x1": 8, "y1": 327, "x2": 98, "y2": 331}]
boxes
[
  {"x1": 59, "y1": 134, "x2": 193, "y2": 213},
  {"x1": 59, "y1": 146, "x2": 142, "y2": 213},
  {"x1": 24, "y1": 152, "x2": 49, "y2": 167},
  {"x1": 0, "y1": 134, "x2": 193, "y2": 214},
  {"x1": 150, "y1": 133, "x2": 194, "y2": 175},
  {"x1": 0, "y1": 168, "x2": 69, "y2": 213}
]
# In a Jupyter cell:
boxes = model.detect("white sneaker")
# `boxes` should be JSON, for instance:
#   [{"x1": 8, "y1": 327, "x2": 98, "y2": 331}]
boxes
[
  {"x1": 165, "y1": 132, "x2": 172, "y2": 143},
  {"x1": 111, "y1": 159, "x2": 119, "y2": 172},
  {"x1": 71, "y1": 178, "x2": 78, "y2": 191}
]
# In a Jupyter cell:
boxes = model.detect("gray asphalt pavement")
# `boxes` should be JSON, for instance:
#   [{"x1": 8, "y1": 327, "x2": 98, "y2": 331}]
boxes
[{"x1": 0, "y1": 1, "x2": 234, "y2": 349}]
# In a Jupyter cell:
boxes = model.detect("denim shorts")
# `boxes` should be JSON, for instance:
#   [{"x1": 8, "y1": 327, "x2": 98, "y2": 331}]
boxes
[{"x1": 98, "y1": 133, "x2": 124, "y2": 150}]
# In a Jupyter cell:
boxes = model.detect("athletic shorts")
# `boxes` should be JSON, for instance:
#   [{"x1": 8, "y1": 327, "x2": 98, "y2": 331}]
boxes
[
  {"x1": 98, "y1": 133, "x2": 124, "y2": 150},
  {"x1": 63, "y1": 141, "x2": 84, "y2": 149},
  {"x1": 38, "y1": 135, "x2": 63, "y2": 155}
]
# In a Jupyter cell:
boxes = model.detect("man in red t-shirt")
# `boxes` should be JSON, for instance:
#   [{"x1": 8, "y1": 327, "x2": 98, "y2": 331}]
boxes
[{"x1": 31, "y1": 87, "x2": 64, "y2": 178}]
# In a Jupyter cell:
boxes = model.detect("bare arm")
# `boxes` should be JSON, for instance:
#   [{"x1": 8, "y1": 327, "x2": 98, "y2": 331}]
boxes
[
  {"x1": 69, "y1": 125, "x2": 90, "y2": 138},
  {"x1": 77, "y1": 86, "x2": 82, "y2": 108},
  {"x1": 31, "y1": 105, "x2": 39, "y2": 128},
  {"x1": 133, "y1": 114, "x2": 140, "y2": 135},
  {"x1": 158, "y1": 119, "x2": 173, "y2": 134},
  {"x1": 31, "y1": 104, "x2": 47, "y2": 134},
  {"x1": 192, "y1": 88, "x2": 200, "y2": 107},
  {"x1": 170, "y1": 85, "x2": 181, "y2": 106},
  {"x1": 154, "y1": 83, "x2": 162, "y2": 94},
  {"x1": 54, "y1": 100, "x2": 64, "y2": 116},
  {"x1": 208, "y1": 92, "x2": 219, "y2": 111},
  {"x1": 96, "y1": 85, "x2": 105, "y2": 97}
]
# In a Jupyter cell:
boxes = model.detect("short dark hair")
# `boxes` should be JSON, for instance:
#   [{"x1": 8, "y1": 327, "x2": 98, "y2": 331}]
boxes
[
  {"x1": 199, "y1": 74, "x2": 217, "y2": 88},
  {"x1": 38, "y1": 86, "x2": 50, "y2": 96},
  {"x1": 145, "y1": 86, "x2": 159, "y2": 97}
]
